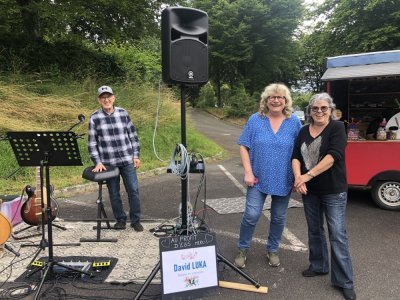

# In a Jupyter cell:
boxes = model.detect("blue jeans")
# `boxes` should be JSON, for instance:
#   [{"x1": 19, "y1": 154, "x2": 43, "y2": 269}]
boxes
[
  {"x1": 238, "y1": 187, "x2": 290, "y2": 253},
  {"x1": 106, "y1": 163, "x2": 141, "y2": 224},
  {"x1": 303, "y1": 192, "x2": 354, "y2": 289}
]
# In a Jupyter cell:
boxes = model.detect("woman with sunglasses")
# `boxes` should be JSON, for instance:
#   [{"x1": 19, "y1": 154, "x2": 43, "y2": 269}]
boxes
[{"x1": 291, "y1": 93, "x2": 356, "y2": 300}]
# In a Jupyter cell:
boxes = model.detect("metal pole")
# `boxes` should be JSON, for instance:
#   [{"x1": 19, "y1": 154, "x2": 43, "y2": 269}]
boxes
[{"x1": 180, "y1": 86, "x2": 188, "y2": 232}]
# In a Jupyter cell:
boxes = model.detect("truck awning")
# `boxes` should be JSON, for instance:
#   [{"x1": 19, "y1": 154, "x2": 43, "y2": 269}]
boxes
[
  {"x1": 321, "y1": 62, "x2": 400, "y2": 81},
  {"x1": 322, "y1": 50, "x2": 400, "y2": 81}
]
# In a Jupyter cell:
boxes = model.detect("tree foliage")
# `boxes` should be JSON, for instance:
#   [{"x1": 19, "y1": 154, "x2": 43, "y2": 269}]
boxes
[
  {"x1": 191, "y1": 0, "x2": 304, "y2": 105},
  {"x1": 1, "y1": 0, "x2": 168, "y2": 43},
  {"x1": 0, "y1": 1, "x2": 177, "y2": 80},
  {"x1": 299, "y1": 0, "x2": 400, "y2": 91}
]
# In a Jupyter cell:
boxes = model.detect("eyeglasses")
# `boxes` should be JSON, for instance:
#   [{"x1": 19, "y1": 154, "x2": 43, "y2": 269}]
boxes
[
  {"x1": 99, "y1": 95, "x2": 113, "y2": 101},
  {"x1": 268, "y1": 96, "x2": 286, "y2": 101},
  {"x1": 311, "y1": 106, "x2": 330, "y2": 113}
]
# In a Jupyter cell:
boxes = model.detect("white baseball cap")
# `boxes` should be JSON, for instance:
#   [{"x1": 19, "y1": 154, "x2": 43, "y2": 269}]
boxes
[{"x1": 98, "y1": 85, "x2": 113, "y2": 96}]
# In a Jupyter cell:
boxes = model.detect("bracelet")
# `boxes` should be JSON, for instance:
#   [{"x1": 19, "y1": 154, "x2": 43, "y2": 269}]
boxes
[{"x1": 307, "y1": 171, "x2": 314, "y2": 178}]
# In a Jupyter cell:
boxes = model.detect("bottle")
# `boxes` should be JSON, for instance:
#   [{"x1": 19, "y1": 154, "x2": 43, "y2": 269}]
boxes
[
  {"x1": 347, "y1": 118, "x2": 359, "y2": 140},
  {"x1": 381, "y1": 118, "x2": 387, "y2": 128},
  {"x1": 376, "y1": 118, "x2": 387, "y2": 140}
]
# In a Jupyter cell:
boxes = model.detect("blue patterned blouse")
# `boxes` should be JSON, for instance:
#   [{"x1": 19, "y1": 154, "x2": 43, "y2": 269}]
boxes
[{"x1": 237, "y1": 113, "x2": 301, "y2": 196}]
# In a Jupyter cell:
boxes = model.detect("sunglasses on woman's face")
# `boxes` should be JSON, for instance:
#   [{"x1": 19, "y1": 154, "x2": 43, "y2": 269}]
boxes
[{"x1": 311, "y1": 106, "x2": 329, "y2": 113}]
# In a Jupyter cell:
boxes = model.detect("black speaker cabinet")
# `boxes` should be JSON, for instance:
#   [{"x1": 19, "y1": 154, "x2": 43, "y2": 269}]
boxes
[{"x1": 161, "y1": 7, "x2": 208, "y2": 85}]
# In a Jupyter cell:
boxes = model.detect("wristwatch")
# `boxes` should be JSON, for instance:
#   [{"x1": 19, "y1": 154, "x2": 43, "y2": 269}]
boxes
[{"x1": 307, "y1": 171, "x2": 314, "y2": 178}]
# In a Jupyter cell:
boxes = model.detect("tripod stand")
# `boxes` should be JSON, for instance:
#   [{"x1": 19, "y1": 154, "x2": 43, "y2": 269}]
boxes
[
  {"x1": 6, "y1": 131, "x2": 92, "y2": 300},
  {"x1": 134, "y1": 86, "x2": 260, "y2": 299}
]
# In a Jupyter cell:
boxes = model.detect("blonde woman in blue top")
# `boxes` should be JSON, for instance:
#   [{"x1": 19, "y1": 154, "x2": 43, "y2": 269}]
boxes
[{"x1": 234, "y1": 83, "x2": 301, "y2": 268}]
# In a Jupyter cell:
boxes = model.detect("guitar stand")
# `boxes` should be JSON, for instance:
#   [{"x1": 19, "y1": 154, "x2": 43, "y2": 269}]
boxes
[
  {"x1": 80, "y1": 166, "x2": 119, "y2": 243},
  {"x1": 13, "y1": 222, "x2": 66, "y2": 241},
  {"x1": 12, "y1": 225, "x2": 42, "y2": 240}
]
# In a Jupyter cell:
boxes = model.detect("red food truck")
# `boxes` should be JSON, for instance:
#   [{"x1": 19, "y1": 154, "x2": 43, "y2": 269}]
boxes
[{"x1": 321, "y1": 50, "x2": 400, "y2": 210}]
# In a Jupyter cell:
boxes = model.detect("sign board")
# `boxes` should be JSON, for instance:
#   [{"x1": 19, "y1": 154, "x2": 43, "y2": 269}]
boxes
[{"x1": 160, "y1": 232, "x2": 218, "y2": 299}]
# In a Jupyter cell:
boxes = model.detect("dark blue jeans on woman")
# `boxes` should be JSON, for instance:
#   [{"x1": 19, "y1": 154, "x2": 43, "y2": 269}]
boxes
[
  {"x1": 303, "y1": 192, "x2": 354, "y2": 289},
  {"x1": 106, "y1": 163, "x2": 141, "y2": 224}
]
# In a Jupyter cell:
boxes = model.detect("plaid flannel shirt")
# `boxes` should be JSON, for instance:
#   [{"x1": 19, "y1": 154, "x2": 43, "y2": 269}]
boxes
[{"x1": 88, "y1": 107, "x2": 140, "y2": 166}]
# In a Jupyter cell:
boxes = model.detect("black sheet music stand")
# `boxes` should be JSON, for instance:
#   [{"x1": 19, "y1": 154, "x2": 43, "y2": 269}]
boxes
[{"x1": 6, "y1": 131, "x2": 92, "y2": 300}]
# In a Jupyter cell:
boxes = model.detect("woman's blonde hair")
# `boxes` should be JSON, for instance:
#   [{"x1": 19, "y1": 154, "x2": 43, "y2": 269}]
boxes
[{"x1": 259, "y1": 83, "x2": 293, "y2": 118}]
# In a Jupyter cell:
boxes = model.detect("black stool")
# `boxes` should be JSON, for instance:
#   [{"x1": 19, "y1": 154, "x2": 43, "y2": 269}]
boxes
[{"x1": 80, "y1": 166, "x2": 120, "y2": 243}]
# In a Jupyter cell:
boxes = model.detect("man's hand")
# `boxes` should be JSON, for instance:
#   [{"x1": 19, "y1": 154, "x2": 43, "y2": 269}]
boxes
[
  {"x1": 92, "y1": 163, "x2": 106, "y2": 172},
  {"x1": 133, "y1": 158, "x2": 141, "y2": 169}
]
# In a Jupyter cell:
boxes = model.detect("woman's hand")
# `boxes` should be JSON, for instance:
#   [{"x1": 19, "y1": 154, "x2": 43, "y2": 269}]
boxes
[
  {"x1": 295, "y1": 182, "x2": 308, "y2": 195},
  {"x1": 244, "y1": 172, "x2": 259, "y2": 187}
]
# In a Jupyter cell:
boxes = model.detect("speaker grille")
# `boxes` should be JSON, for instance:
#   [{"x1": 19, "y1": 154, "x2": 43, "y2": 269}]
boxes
[{"x1": 170, "y1": 39, "x2": 208, "y2": 84}]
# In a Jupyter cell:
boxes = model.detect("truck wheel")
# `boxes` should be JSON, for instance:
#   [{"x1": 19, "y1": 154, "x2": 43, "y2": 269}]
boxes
[{"x1": 371, "y1": 181, "x2": 400, "y2": 211}]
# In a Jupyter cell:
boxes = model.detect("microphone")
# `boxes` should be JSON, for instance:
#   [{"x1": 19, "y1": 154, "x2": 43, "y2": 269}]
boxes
[
  {"x1": 4, "y1": 244, "x2": 20, "y2": 257},
  {"x1": 68, "y1": 114, "x2": 86, "y2": 132}
]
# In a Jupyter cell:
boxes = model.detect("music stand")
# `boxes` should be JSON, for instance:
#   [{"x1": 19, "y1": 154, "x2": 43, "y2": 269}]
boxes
[{"x1": 6, "y1": 131, "x2": 92, "y2": 300}]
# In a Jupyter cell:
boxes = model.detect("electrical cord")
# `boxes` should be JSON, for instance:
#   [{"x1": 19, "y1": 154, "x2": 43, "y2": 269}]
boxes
[
  {"x1": 152, "y1": 79, "x2": 168, "y2": 162},
  {"x1": 168, "y1": 144, "x2": 190, "y2": 180}
]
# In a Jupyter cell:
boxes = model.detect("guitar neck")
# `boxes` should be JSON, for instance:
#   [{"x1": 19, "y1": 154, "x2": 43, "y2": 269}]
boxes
[{"x1": 35, "y1": 167, "x2": 42, "y2": 198}]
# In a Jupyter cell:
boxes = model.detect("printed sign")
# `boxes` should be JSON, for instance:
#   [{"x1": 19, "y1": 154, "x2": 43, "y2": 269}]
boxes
[{"x1": 159, "y1": 232, "x2": 218, "y2": 299}]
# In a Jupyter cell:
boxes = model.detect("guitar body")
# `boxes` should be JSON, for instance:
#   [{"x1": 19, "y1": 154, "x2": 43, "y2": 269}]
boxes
[
  {"x1": 0, "y1": 212, "x2": 12, "y2": 245},
  {"x1": 21, "y1": 191, "x2": 59, "y2": 226},
  {"x1": 20, "y1": 167, "x2": 59, "y2": 226}
]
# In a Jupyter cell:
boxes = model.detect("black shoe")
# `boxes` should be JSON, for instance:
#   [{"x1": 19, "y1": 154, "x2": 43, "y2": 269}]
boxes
[
  {"x1": 113, "y1": 220, "x2": 126, "y2": 230},
  {"x1": 131, "y1": 222, "x2": 144, "y2": 232},
  {"x1": 302, "y1": 268, "x2": 329, "y2": 277},
  {"x1": 342, "y1": 288, "x2": 356, "y2": 300}
]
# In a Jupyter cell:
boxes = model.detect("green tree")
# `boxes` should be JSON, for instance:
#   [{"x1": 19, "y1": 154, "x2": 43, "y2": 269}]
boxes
[
  {"x1": 226, "y1": 84, "x2": 257, "y2": 118},
  {"x1": 320, "y1": 0, "x2": 400, "y2": 53},
  {"x1": 299, "y1": 0, "x2": 400, "y2": 90},
  {"x1": 1, "y1": 0, "x2": 176, "y2": 43},
  {"x1": 196, "y1": 82, "x2": 217, "y2": 108},
  {"x1": 192, "y1": 0, "x2": 303, "y2": 105}
]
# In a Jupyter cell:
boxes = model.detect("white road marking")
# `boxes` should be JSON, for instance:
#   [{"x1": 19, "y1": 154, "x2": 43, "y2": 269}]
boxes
[
  {"x1": 62, "y1": 198, "x2": 96, "y2": 207},
  {"x1": 217, "y1": 164, "x2": 308, "y2": 252},
  {"x1": 214, "y1": 229, "x2": 307, "y2": 252},
  {"x1": 218, "y1": 164, "x2": 247, "y2": 194}
]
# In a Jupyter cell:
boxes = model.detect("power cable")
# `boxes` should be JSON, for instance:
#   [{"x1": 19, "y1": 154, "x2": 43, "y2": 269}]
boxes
[{"x1": 152, "y1": 79, "x2": 168, "y2": 162}]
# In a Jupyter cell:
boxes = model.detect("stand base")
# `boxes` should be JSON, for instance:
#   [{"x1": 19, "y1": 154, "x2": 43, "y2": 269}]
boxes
[
  {"x1": 80, "y1": 198, "x2": 117, "y2": 243},
  {"x1": 80, "y1": 237, "x2": 117, "y2": 242},
  {"x1": 28, "y1": 260, "x2": 92, "y2": 300}
]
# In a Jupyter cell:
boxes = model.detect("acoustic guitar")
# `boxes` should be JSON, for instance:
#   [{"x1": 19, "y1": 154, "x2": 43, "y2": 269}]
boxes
[
  {"x1": 21, "y1": 167, "x2": 59, "y2": 225},
  {"x1": 0, "y1": 211, "x2": 12, "y2": 245}
]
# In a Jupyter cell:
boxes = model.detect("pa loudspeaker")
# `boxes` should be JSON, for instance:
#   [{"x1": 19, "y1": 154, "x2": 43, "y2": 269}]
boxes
[{"x1": 161, "y1": 7, "x2": 208, "y2": 85}]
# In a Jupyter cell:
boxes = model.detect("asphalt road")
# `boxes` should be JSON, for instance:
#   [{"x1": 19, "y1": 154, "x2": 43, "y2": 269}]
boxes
[{"x1": 2, "y1": 108, "x2": 400, "y2": 300}]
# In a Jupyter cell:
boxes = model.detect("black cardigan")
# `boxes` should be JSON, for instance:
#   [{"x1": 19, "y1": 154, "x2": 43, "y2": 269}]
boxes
[{"x1": 292, "y1": 120, "x2": 348, "y2": 195}]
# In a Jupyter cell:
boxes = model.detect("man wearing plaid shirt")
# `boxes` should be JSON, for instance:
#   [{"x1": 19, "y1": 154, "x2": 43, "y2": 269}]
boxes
[{"x1": 88, "y1": 85, "x2": 143, "y2": 231}]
